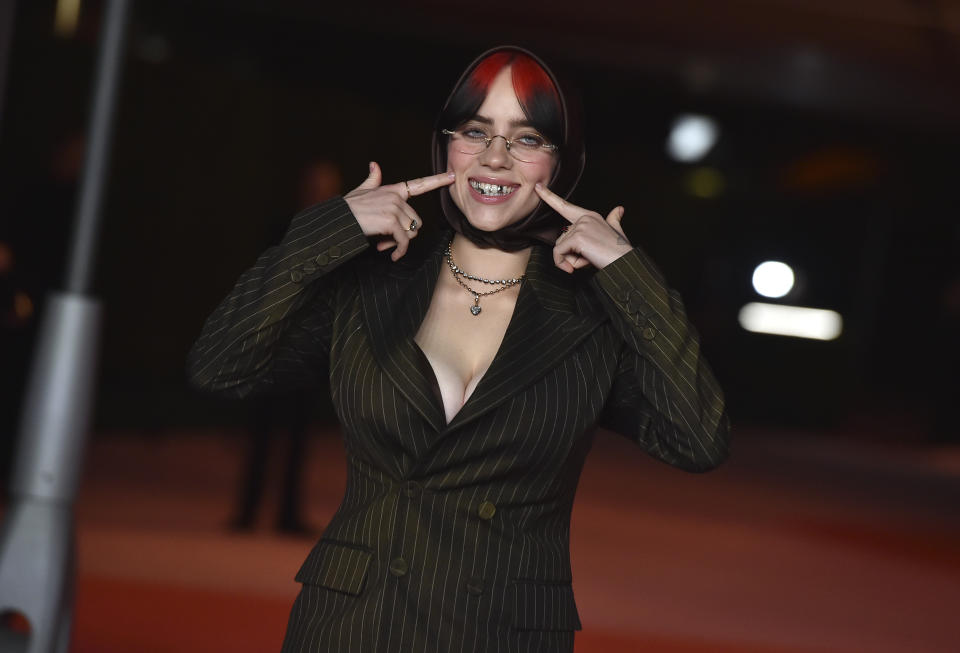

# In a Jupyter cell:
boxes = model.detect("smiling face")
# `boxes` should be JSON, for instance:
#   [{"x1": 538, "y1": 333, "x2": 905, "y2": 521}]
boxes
[{"x1": 446, "y1": 66, "x2": 557, "y2": 233}]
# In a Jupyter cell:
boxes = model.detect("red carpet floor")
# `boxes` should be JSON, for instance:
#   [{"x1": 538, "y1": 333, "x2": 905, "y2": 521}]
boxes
[{"x1": 42, "y1": 426, "x2": 960, "y2": 651}]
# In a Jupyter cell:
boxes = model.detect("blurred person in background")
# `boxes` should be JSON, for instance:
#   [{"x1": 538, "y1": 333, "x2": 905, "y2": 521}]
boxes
[
  {"x1": 187, "y1": 46, "x2": 729, "y2": 652},
  {"x1": 228, "y1": 160, "x2": 344, "y2": 535}
]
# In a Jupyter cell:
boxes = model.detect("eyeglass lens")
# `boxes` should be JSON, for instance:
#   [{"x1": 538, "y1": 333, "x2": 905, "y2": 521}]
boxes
[{"x1": 449, "y1": 130, "x2": 553, "y2": 164}]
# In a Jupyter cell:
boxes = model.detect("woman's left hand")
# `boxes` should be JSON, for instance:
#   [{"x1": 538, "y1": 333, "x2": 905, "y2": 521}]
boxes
[{"x1": 534, "y1": 183, "x2": 633, "y2": 273}]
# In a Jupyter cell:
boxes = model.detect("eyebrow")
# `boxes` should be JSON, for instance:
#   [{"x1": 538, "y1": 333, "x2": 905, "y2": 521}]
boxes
[{"x1": 471, "y1": 114, "x2": 535, "y2": 129}]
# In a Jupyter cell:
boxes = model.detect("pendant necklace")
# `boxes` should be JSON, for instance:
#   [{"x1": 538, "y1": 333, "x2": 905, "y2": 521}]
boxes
[{"x1": 444, "y1": 241, "x2": 525, "y2": 316}]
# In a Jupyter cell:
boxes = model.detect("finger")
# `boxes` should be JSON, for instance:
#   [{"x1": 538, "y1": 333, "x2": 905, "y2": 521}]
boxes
[
  {"x1": 554, "y1": 234, "x2": 594, "y2": 274},
  {"x1": 355, "y1": 161, "x2": 382, "y2": 192},
  {"x1": 397, "y1": 171, "x2": 457, "y2": 198},
  {"x1": 534, "y1": 182, "x2": 587, "y2": 223},
  {"x1": 376, "y1": 200, "x2": 419, "y2": 254},
  {"x1": 606, "y1": 206, "x2": 626, "y2": 236},
  {"x1": 553, "y1": 243, "x2": 579, "y2": 273},
  {"x1": 397, "y1": 201, "x2": 423, "y2": 234},
  {"x1": 557, "y1": 239, "x2": 579, "y2": 267},
  {"x1": 569, "y1": 254, "x2": 592, "y2": 270},
  {"x1": 552, "y1": 244, "x2": 574, "y2": 273},
  {"x1": 553, "y1": 247, "x2": 573, "y2": 272},
  {"x1": 554, "y1": 228, "x2": 577, "y2": 264},
  {"x1": 389, "y1": 223, "x2": 412, "y2": 262}
]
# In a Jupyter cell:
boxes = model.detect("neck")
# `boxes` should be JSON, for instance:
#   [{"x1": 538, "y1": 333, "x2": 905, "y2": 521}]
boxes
[{"x1": 448, "y1": 232, "x2": 532, "y2": 280}]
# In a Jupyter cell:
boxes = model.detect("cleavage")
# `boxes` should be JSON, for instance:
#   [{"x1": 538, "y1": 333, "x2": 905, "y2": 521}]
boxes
[
  {"x1": 413, "y1": 301, "x2": 513, "y2": 424},
  {"x1": 413, "y1": 338, "x2": 498, "y2": 425}
]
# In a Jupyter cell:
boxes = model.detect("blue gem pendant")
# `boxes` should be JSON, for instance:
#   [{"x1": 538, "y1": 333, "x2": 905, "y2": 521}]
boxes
[{"x1": 470, "y1": 296, "x2": 482, "y2": 316}]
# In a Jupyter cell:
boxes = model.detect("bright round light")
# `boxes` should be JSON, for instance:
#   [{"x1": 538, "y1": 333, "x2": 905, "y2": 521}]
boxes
[
  {"x1": 667, "y1": 114, "x2": 719, "y2": 162},
  {"x1": 752, "y1": 261, "x2": 795, "y2": 298}
]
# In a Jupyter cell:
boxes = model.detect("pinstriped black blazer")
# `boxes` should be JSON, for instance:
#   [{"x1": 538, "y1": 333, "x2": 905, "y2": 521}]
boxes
[{"x1": 187, "y1": 197, "x2": 729, "y2": 653}]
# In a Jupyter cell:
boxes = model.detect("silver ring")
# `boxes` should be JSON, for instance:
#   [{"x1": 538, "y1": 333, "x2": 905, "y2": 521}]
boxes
[{"x1": 408, "y1": 219, "x2": 418, "y2": 231}]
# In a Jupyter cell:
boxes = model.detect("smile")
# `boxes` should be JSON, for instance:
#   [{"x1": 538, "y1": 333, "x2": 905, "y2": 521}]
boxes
[{"x1": 469, "y1": 179, "x2": 518, "y2": 197}]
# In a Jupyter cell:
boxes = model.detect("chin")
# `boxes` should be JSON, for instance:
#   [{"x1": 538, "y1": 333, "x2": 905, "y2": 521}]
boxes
[
  {"x1": 465, "y1": 213, "x2": 517, "y2": 232},
  {"x1": 453, "y1": 191, "x2": 538, "y2": 233},
  {"x1": 462, "y1": 209, "x2": 529, "y2": 234}
]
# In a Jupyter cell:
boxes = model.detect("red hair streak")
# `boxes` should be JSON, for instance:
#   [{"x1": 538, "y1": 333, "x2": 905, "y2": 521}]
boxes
[{"x1": 466, "y1": 52, "x2": 561, "y2": 111}]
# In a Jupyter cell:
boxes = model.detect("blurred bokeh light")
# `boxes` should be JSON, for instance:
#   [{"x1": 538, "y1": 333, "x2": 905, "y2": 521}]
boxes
[
  {"x1": 667, "y1": 113, "x2": 719, "y2": 163},
  {"x1": 752, "y1": 260, "x2": 795, "y2": 298},
  {"x1": 739, "y1": 302, "x2": 843, "y2": 340}
]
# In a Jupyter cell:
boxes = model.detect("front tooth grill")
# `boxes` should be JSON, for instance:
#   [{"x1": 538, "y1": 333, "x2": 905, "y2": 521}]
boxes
[{"x1": 471, "y1": 180, "x2": 515, "y2": 196}]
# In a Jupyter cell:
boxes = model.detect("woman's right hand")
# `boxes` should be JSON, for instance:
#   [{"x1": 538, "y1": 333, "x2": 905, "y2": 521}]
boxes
[{"x1": 344, "y1": 162, "x2": 456, "y2": 262}]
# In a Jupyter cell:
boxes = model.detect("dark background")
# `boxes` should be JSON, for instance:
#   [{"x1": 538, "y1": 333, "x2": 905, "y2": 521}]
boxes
[{"x1": 2, "y1": 0, "x2": 959, "y2": 464}]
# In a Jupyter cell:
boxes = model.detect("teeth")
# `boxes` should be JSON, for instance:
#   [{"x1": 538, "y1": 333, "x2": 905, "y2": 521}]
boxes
[{"x1": 470, "y1": 180, "x2": 517, "y2": 196}]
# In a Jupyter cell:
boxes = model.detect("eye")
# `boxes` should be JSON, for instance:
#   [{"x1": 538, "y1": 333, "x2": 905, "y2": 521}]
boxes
[
  {"x1": 515, "y1": 133, "x2": 548, "y2": 148},
  {"x1": 460, "y1": 125, "x2": 489, "y2": 140}
]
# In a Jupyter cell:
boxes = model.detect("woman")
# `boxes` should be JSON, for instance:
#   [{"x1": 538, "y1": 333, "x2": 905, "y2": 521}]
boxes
[{"x1": 187, "y1": 45, "x2": 729, "y2": 653}]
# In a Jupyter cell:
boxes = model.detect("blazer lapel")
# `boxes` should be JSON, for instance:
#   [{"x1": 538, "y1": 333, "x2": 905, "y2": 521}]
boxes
[{"x1": 359, "y1": 235, "x2": 449, "y2": 433}]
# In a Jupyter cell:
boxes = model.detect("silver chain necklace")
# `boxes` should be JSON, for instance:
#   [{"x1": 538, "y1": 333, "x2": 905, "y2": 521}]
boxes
[{"x1": 444, "y1": 241, "x2": 525, "y2": 316}]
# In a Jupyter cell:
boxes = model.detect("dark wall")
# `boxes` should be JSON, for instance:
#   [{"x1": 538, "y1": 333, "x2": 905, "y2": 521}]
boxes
[{"x1": 2, "y1": 0, "x2": 958, "y2": 440}]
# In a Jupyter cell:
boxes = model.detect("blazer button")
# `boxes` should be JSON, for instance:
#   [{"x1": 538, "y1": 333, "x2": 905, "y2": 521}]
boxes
[
  {"x1": 315, "y1": 252, "x2": 331, "y2": 266},
  {"x1": 642, "y1": 326, "x2": 657, "y2": 340},
  {"x1": 290, "y1": 269, "x2": 304, "y2": 284},
  {"x1": 477, "y1": 501, "x2": 496, "y2": 520},
  {"x1": 328, "y1": 245, "x2": 342, "y2": 259},
  {"x1": 389, "y1": 557, "x2": 408, "y2": 577},
  {"x1": 403, "y1": 480, "x2": 421, "y2": 498},
  {"x1": 466, "y1": 576, "x2": 485, "y2": 596}
]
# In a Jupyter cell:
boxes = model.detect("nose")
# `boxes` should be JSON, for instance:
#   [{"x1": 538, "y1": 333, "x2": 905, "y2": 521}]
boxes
[{"x1": 479, "y1": 135, "x2": 512, "y2": 169}]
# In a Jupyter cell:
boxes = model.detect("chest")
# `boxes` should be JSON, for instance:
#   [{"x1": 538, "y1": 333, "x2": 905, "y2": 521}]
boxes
[
  {"x1": 328, "y1": 261, "x2": 615, "y2": 477},
  {"x1": 413, "y1": 280, "x2": 519, "y2": 424}
]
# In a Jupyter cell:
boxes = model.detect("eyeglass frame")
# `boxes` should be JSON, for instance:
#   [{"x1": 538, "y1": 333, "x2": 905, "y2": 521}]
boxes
[{"x1": 441, "y1": 128, "x2": 559, "y2": 160}]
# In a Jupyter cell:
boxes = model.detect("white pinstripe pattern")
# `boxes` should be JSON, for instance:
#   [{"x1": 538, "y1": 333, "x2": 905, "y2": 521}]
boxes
[{"x1": 187, "y1": 197, "x2": 730, "y2": 652}]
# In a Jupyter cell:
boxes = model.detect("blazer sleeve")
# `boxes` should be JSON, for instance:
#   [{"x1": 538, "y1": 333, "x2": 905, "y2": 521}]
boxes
[
  {"x1": 589, "y1": 246, "x2": 731, "y2": 472},
  {"x1": 186, "y1": 196, "x2": 369, "y2": 398}
]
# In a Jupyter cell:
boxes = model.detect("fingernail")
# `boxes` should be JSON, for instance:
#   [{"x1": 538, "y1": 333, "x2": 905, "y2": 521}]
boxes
[
  {"x1": 369, "y1": 162, "x2": 374, "y2": 172},
  {"x1": 535, "y1": 183, "x2": 542, "y2": 190},
  {"x1": 448, "y1": 171, "x2": 456, "y2": 178}
]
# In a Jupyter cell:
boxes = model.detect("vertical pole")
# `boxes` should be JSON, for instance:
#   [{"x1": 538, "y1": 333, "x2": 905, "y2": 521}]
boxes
[
  {"x1": 64, "y1": 0, "x2": 131, "y2": 295},
  {"x1": 0, "y1": 2, "x2": 130, "y2": 651}
]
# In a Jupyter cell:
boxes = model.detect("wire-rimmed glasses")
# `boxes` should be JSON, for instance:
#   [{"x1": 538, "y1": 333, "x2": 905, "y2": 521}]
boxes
[{"x1": 441, "y1": 126, "x2": 558, "y2": 164}]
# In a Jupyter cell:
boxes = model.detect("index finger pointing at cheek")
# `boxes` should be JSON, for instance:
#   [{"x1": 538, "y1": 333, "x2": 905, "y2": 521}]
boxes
[
  {"x1": 402, "y1": 171, "x2": 457, "y2": 198},
  {"x1": 534, "y1": 183, "x2": 580, "y2": 223}
]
